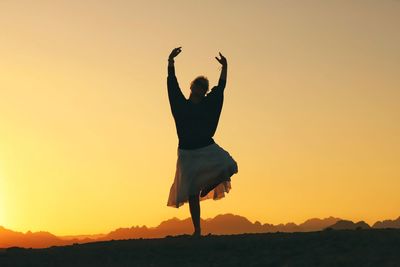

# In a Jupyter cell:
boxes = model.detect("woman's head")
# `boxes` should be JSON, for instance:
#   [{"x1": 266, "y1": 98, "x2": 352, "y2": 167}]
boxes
[{"x1": 190, "y1": 76, "x2": 209, "y2": 96}]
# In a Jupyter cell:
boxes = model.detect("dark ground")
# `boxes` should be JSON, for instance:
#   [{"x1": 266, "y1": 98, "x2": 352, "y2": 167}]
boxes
[{"x1": 1, "y1": 229, "x2": 400, "y2": 267}]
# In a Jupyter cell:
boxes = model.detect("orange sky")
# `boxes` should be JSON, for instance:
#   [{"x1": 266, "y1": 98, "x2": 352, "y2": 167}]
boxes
[{"x1": 1, "y1": 0, "x2": 399, "y2": 235}]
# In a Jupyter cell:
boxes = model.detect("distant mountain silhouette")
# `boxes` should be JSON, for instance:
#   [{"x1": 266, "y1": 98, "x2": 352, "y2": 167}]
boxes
[
  {"x1": 300, "y1": 217, "x2": 340, "y2": 232},
  {"x1": 0, "y1": 226, "x2": 69, "y2": 248},
  {"x1": 1, "y1": 214, "x2": 399, "y2": 248},
  {"x1": 326, "y1": 220, "x2": 371, "y2": 230},
  {"x1": 102, "y1": 214, "x2": 342, "y2": 239},
  {"x1": 373, "y1": 217, "x2": 400, "y2": 229},
  {"x1": 58, "y1": 233, "x2": 106, "y2": 240}
]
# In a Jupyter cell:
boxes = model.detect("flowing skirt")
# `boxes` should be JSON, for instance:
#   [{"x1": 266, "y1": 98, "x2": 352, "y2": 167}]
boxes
[{"x1": 167, "y1": 142, "x2": 238, "y2": 208}]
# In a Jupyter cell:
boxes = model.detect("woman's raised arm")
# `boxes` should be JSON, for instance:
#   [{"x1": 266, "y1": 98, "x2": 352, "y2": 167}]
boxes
[
  {"x1": 215, "y1": 52, "x2": 227, "y2": 89},
  {"x1": 168, "y1": 47, "x2": 182, "y2": 77},
  {"x1": 167, "y1": 47, "x2": 185, "y2": 113}
]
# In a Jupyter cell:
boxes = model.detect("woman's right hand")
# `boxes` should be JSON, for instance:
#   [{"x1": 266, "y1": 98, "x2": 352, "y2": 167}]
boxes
[{"x1": 169, "y1": 47, "x2": 182, "y2": 60}]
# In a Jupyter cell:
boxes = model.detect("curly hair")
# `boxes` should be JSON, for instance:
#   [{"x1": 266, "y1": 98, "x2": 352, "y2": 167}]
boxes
[{"x1": 190, "y1": 76, "x2": 209, "y2": 92}]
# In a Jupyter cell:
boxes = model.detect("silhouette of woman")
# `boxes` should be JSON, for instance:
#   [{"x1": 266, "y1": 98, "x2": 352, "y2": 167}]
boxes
[{"x1": 166, "y1": 47, "x2": 238, "y2": 237}]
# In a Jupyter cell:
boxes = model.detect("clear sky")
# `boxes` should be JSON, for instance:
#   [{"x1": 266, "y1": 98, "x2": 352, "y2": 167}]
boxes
[{"x1": 1, "y1": 0, "x2": 399, "y2": 235}]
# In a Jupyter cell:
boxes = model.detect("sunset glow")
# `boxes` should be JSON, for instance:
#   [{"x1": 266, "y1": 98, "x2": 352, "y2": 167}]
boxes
[{"x1": 1, "y1": 0, "x2": 399, "y2": 235}]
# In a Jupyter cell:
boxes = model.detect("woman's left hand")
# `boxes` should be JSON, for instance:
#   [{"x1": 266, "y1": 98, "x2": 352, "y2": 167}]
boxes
[{"x1": 215, "y1": 52, "x2": 227, "y2": 67}]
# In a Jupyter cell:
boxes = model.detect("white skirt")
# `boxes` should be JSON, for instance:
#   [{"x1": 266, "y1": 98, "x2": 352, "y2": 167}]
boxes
[{"x1": 167, "y1": 142, "x2": 238, "y2": 208}]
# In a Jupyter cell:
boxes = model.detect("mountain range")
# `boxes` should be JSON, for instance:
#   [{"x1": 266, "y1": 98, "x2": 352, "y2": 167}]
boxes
[{"x1": 1, "y1": 214, "x2": 399, "y2": 248}]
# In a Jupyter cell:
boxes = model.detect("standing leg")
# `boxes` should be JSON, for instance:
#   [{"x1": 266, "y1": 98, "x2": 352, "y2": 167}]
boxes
[{"x1": 188, "y1": 194, "x2": 201, "y2": 236}]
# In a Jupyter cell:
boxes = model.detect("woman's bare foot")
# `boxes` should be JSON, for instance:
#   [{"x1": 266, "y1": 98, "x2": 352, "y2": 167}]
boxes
[{"x1": 192, "y1": 228, "x2": 201, "y2": 238}]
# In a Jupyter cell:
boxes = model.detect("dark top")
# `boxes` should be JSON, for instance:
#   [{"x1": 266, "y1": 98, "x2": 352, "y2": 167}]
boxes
[{"x1": 167, "y1": 66, "x2": 226, "y2": 150}]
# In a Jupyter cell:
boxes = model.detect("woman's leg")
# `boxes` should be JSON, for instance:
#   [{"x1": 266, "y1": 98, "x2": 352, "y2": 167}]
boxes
[
  {"x1": 200, "y1": 181, "x2": 220, "y2": 197},
  {"x1": 188, "y1": 194, "x2": 201, "y2": 236}
]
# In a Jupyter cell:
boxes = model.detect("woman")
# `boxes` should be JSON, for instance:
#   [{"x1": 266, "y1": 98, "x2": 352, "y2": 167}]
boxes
[{"x1": 166, "y1": 47, "x2": 238, "y2": 237}]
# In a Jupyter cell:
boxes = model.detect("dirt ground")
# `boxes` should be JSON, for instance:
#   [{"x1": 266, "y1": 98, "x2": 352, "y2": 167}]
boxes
[{"x1": 1, "y1": 229, "x2": 400, "y2": 266}]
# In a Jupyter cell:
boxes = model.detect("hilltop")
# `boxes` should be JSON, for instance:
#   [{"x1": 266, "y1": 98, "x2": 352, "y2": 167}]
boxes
[{"x1": 1, "y1": 229, "x2": 400, "y2": 267}]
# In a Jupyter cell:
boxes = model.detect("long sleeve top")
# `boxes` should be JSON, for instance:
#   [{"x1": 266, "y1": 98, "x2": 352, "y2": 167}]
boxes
[{"x1": 167, "y1": 65, "x2": 226, "y2": 150}]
